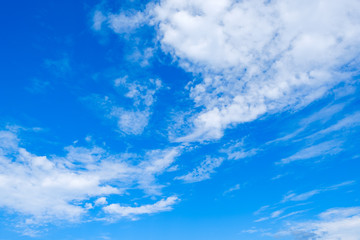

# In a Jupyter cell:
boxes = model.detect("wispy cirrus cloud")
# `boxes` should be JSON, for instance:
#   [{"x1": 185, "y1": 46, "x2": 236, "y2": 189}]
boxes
[
  {"x1": 282, "y1": 181, "x2": 355, "y2": 202},
  {"x1": 253, "y1": 181, "x2": 355, "y2": 223},
  {"x1": 276, "y1": 207, "x2": 360, "y2": 240},
  {"x1": 277, "y1": 140, "x2": 343, "y2": 165}
]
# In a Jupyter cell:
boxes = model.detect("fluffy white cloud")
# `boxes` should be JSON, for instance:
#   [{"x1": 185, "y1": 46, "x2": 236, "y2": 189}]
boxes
[
  {"x1": 144, "y1": 0, "x2": 360, "y2": 141},
  {"x1": 0, "y1": 130, "x2": 180, "y2": 224},
  {"x1": 94, "y1": 197, "x2": 108, "y2": 206},
  {"x1": 98, "y1": 0, "x2": 360, "y2": 141},
  {"x1": 96, "y1": 0, "x2": 360, "y2": 141}
]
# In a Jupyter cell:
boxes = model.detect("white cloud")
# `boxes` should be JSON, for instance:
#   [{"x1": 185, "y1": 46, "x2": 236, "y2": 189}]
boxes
[
  {"x1": 223, "y1": 183, "x2": 241, "y2": 195},
  {"x1": 94, "y1": 197, "x2": 108, "y2": 206},
  {"x1": 93, "y1": 10, "x2": 107, "y2": 31},
  {"x1": 99, "y1": 0, "x2": 360, "y2": 142},
  {"x1": 255, "y1": 209, "x2": 285, "y2": 222},
  {"x1": 282, "y1": 181, "x2": 354, "y2": 202},
  {"x1": 92, "y1": 77, "x2": 162, "y2": 135},
  {"x1": 282, "y1": 207, "x2": 360, "y2": 240},
  {"x1": 220, "y1": 139, "x2": 258, "y2": 160},
  {"x1": 254, "y1": 181, "x2": 355, "y2": 224},
  {"x1": 114, "y1": 76, "x2": 162, "y2": 107},
  {"x1": 310, "y1": 112, "x2": 360, "y2": 138},
  {"x1": 146, "y1": 0, "x2": 360, "y2": 142},
  {"x1": 300, "y1": 103, "x2": 347, "y2": 126},
  {"x1": 93, "y1": 9, "x2": 147, "y2": 34},
  {"x1": 110, "y1": 109, "x2": 150, "y2": 135},
  {"x1": 107, "y1": 11, "x2": 147, "y2": 34},
  {"x1": 0, "y1": 130, "x2": 180, "y2": 225},
  {"x1": 176, "y1": 157, "x2": 223, "y2": 183},
  {"x1": 103, "y1": 196, "x2": 179, "y2": 219},
  {"x1": 267, "y1": 102, "x2": 350, "y2": 144},
  {"x1": 282, "y1": 190, "x2": 321, "y2": 202},
  {"x1": 278, "y1": 140, "x2": 343, "y2": 165},
  {"x1": 176, "y1": 139, "x2": 257, "y2": 183}
]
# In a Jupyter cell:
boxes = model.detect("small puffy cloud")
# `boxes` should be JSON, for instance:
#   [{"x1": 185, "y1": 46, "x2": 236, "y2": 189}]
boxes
[{"x1": 95, "y1": 197, "x2": 108, "y2": 206}]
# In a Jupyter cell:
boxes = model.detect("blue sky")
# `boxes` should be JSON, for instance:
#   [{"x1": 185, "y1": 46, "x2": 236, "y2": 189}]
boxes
[{"x1": 1, "y1": 0, "x2": 360, "y2": 239}]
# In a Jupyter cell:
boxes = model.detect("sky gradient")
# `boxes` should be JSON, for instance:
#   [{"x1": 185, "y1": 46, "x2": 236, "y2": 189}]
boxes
[{"x1": 1, "y1": 0, "x2": 360, "y2": 239}]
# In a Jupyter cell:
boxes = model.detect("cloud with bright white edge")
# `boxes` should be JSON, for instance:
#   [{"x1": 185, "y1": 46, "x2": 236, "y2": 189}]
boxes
[{"x1": 99, "y1": 0, "x2": 360, "y2": 142}]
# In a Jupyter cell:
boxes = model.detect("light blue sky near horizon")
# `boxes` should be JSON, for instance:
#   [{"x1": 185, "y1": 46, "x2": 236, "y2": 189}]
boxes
[{"x1": 0, "y1": 0, "x2": 360, "y2": 239}]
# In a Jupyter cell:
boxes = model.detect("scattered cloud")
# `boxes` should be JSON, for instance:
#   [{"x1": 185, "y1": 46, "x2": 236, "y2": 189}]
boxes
[
  {"x1": 176, "y1": 157, "x2": 223, "y2": 183},
  {"x1": 0, "y1": 130, "x2": 180, "y2": 225},
  {"x1": 146, "y1": 0, "x2": 360, "y2": 142},
  {"x1": 90, "y1": 77, "x2": 162, "y2": 135},
  {"x1": 110, "y1": 109, "x2": 150, "y2": 135},
  {"x1": 220, "y1": 139, "x2": 258, "y2": 161},
  {"x1": 92, "y1": 9, "x2": 147, "y2": 34},
  {"x1": 278, "y1": 207, "x2": 360, "y2": 240},
  {"x1": 277, "y1": 140, "x2": 343, "y2": 165},
  {"x1": 103, "y1": 196, "x2": 179, "y2": 219},
  {"x1": 282, "y1": 181, "x2": 355, "y2": 202},
  {"x1": 95, "y1": 197, "x2": 108, "y2": 206},
  {"x1": 308, "y1": 112, "x2": 360, "y2": 138},
  {"x1": 223, "y1": 184, "x2": 241, "y2": 195},
  {"x1": 253, "y1": 181, "x2": 355, "y2": 224}
]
